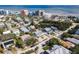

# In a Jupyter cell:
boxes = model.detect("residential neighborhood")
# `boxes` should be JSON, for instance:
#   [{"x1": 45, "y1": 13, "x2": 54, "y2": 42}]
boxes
[{"x1": 0, "y1": 6, "x2": 79, "y2": 54}]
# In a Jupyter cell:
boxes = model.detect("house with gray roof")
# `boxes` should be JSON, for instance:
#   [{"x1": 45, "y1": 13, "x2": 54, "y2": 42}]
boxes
[
  {"x1": 0, "y1": 39, "x2": 14, "y2": 49},
  {"x1": 20, "y1": 26, "x2": 30, "y2": 33},
  {"x1": 64, "y1": 38, "x2": 79, "y2": 44},
  {"x1": 0, "y1": 22, "x2": 5, "y2": 28},
  {"x1": 75, "y1": 29, "x2": 79, "y2": 35},
  {"x1": 41, "y1": 45, "x2": 71, "y2": 54},
  {"x1": 44, "y1": 27, "x2": 53, "y2": 34},
  {"x1": 34, "y1": 30, "x2": 43, "y2": 37}
]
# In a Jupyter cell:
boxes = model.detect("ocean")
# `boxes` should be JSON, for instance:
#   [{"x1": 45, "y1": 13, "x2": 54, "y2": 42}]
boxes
[{"x1": 0, "y1": 5, "x2": 79, "y2": 16}]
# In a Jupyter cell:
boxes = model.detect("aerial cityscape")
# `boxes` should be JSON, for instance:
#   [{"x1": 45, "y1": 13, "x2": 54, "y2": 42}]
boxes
[{"x1": 0, "y1": 5, "x2": 79, "y2": 54}]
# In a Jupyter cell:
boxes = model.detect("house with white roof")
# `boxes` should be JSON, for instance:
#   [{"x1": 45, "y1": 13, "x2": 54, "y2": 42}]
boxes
[
  {"x1": 43, "y1": 13, "x2": 52, "y2": 20},
  {"x1": 11, "y1": 29, "x2": 20, "y2": 36},
  {"x1": 3, "y1": 30, "x2": 11, "y2": 35}
]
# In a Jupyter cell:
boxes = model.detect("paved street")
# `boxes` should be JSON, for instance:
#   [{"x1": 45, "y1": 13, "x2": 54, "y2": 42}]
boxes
[{"x1": 17, "y1": 23, "x2": 79, "y2": 54}]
